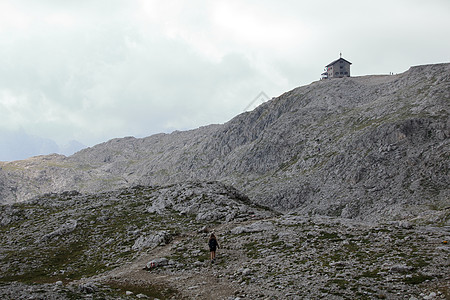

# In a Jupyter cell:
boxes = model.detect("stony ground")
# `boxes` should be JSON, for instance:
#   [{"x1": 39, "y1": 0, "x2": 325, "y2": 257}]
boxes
[
  {"x1": 1, "y1": 184, "x2": 449, "y2": 299},
  {"x1": 95, "y1": 215, "x2": 450, "y2": 300}
]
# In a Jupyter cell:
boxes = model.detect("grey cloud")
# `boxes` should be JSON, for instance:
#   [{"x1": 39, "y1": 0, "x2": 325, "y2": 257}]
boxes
[{"x1": 0, "y1": 19, "x2": 265, "y2": 146}]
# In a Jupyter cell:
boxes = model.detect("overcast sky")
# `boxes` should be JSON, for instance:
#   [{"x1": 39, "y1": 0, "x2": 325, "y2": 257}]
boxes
[{"x1": 0, "y1": 0, "x2": 449, "y2": 161}]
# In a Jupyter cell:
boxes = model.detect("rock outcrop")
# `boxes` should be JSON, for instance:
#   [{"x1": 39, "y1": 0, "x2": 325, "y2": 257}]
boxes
[
  {"x1": 0, "y1": 63, "x2": 448, "y2": 221},
  {"x1": 0, "y1": 186, "x2": 448, "y2": 299}
]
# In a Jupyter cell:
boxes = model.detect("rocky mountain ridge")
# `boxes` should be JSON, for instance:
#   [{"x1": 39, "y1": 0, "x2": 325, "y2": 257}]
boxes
[{"x1": 0, "y1": 63, "x2": 449, "y2": 221}]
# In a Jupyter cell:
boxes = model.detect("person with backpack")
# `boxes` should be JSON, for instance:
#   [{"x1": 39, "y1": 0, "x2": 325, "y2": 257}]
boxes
[{"x1": 208, "y1": 233, "x2": 220, "y2": 262}]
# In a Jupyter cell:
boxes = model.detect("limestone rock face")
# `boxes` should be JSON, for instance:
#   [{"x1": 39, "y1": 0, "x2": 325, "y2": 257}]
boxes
[{"x1": 0, "y1": 63, "x2": 448, "y2": 220}]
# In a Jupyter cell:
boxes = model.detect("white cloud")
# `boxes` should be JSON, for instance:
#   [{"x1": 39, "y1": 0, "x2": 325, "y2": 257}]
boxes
[
  {"x1": 212, "y1": 2, "x2": 307, "y2": 48},
  {"x1": 44, "y1": 12, "x2": 78, "y2": 28},
  {"x1": 0, "y1": 2, "x2": 31, "y2": 32}
]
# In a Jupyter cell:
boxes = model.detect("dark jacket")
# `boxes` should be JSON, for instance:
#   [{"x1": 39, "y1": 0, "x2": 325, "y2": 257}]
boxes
[{"x1": 209, "y1": 238, "x2": 218, "y2": 251}]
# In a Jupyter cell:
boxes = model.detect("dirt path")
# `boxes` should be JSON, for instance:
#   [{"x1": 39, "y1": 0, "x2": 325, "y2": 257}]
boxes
[{"x1": 90, "y1": 222, "x2": 248, "y2": 299}]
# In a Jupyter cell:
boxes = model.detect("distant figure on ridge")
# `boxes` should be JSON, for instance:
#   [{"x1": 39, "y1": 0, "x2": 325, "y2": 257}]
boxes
[{"x1": 208, "y1": 233, "x2": 220, "y2": 263}]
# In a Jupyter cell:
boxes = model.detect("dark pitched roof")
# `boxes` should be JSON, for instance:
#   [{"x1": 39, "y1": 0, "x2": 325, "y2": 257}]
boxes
[{"x1": 326, "y1": 58, "x2": 352, "y2": 67}]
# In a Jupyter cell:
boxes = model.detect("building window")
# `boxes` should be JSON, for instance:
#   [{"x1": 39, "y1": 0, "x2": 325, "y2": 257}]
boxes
[
  {"x1": 335, "y1": 72, "x2": 339, "y2": 75},
  {"x1": 340, "y1": 66, "x2": 343, "y2": 69},
  {"x1": 340, "y1": 72, "x2": 343, "y2": 74},
  {"x1": 345, "y1": 72, "x2": 348, "y2": 75}
]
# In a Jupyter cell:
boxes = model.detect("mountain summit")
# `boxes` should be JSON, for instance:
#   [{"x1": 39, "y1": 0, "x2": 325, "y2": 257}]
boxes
[{"x1": 1, "y1": 63, "x2": 448, "y2": 221}]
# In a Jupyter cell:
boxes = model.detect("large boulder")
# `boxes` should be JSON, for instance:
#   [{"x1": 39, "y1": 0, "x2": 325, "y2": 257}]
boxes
[{"x1": 132, "y1": 231, "x2": 172, "y2": 251}]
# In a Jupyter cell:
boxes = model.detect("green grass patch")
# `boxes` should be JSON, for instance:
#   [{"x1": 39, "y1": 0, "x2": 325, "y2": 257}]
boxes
[
  {"x1": 318, "y1": 231, "x2": 341, "y2": 241},
  {"x1": 327, "y1": 278, "x2": 349, "y2": 289},
  {"x1": 343, "y1": 241, "x2": 359, "y2": 252},
  {"x1": 0, "y1": 238, "x2": 109, "y2": 284},
  {"x1": 404, "y1": 274, "x2": 433, "y2": 285},
  {"x1": 359, "y1": 268, "x2": 381, "y2": 279},
  {"x1": 244, "y1": 241, "x2": 261, "y2": 259},
  {"x1": 407, "y1": 257, "x2": 430, "y2": 268}
]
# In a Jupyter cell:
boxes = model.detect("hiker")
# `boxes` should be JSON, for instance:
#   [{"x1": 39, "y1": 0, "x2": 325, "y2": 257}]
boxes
[{"x1": 208, "y1": 233, "x2": 220, "y2": 262}]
